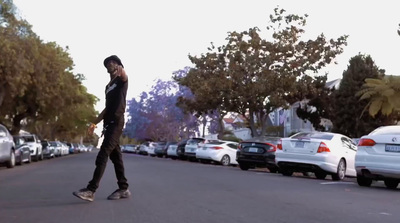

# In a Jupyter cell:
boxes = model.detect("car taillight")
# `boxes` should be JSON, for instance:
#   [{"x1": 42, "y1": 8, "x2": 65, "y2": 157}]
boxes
[
  {"x1": 237, "y1": 144, "x2": 242, "y2": 150},
  {"x1": 358, "y1": 138, "x2": 376, "y2": 146},
  {"x1": 277, "y1": 140, "x2": 282, "y2": 150},
  {"x1": 267, "y1": 147, "x2": 277, "y2": 152},
  {"x1": 317, "y1": 142, "x2": 330, "y2": 153},
  {"x1": 211, "y1": 146, "x2": 223, "y2": 150}
]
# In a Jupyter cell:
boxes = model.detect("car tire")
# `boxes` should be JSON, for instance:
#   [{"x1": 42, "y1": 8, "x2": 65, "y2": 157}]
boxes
[
  {"x1": 384, "y1": 179, "x2": 399, "y2": 189},
  {"x1": 239, "y1": 163, "x2": 250, "y2": 171},
  {"x1": 332, "y1": 159, "x2": 346, "y2": 181},
  {"x1": 356, "y1": 175, "x2": 372, "y2": 187},
  {"x1": 315, "y1": 172, "x2": 327, "y2": 180},
  {"x1": 281, "y1": 169, "x2": 293, "y2": 176},
  {"x1": 6, "y1": 150, "x2": 16, "y2": 168},
  {"x1": 268, "y1": 168, "x2": 278, "y2": 173},
  {"x1": 221, "y1": 155, "x2": 230, "y2": 166}
]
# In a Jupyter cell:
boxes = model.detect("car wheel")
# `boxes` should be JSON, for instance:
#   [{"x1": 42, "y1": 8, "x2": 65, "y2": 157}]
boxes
[
  {"x1": 332, "y1": 159, "x2": 346, "y2": 181},
  {"x1": 220, "y1": 155, "x2": 230, "y2": 166},
  {"x1": 268, "y1": 168, "x2": 278, "y2": 173},
  {"x1": 384, "y1": 179, "x2": 399, "y2": 189},
  {"x1": 239, "y1": 163, "x2": 250, "y2": 171},
  {"x1": 315, "y1": 172, "x2": 327, "y2": 180},
  {"x1": 6, "y1": 150, "x2": 16, "y2": 168},
  {"x1": 281, "y1": 169, "x2": 293, "y2": 176},
  {"x1": 357, "y1": 175, "x2": 372, "y2": 187},
  {"x1": 16, "y1": 155, "x2": 23, "y2": 166}
]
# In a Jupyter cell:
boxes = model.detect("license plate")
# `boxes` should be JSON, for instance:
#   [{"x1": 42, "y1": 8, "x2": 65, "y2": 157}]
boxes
[
  {"x1": 203, "y1": 147, "x2": 207, "y2": 150},
  {"x1": 385, "y1": 144, "x2": 400, "y2": 152},
  {"x1": 249, "y1": 147, "x2": 258, "y2": 153},
  {"x1": 295, "y1": 141, "x2": 304, "y2": 148}
]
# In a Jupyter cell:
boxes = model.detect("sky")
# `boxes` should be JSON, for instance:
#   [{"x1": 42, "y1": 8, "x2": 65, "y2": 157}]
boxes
[{"x1": 11, "y1": 0, "x2": 400, "y2": 114}]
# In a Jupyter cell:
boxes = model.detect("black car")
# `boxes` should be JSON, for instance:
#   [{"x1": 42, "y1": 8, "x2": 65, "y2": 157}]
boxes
[{"x1": 236, "y1": 136, "x2": 281, "y2": 173}]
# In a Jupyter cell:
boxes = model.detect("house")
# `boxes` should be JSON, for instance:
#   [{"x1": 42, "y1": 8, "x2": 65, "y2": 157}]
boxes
[{"x1": 272, "y1": 78, "x2": 341, "y2": 136}]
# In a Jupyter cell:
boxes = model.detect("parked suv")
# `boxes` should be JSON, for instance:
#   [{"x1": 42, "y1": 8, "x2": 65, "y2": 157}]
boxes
[
  {"x1": 236, "y1": 136, "x2": 281, "y2": 173},
  {"x1": 0, "y1": 124, "x2": 16, "y2": 168},
  {"x1": 17, "y1": 134, "x2": 43, "y2": 161}
]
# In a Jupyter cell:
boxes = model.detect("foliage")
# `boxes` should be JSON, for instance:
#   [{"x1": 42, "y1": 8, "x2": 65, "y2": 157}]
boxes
[
  {"x1": 124, "y1": 68, "x2": 200, "y2": 141},
  {"x1": 330, "y1": 54, "x2": 397, "y2": 138},
  {"x1": 174, "y1": 6, "x2": 347, "y2": 137},
  {"x1": 357, "y1": 76, "x2": 400, "y2": 117},
  {"x1": 0, "y1": 0, "x2": 98, "y2": 141},
  {"x1": 295, "y1": 76, "x2": 335, "y2": 131}
]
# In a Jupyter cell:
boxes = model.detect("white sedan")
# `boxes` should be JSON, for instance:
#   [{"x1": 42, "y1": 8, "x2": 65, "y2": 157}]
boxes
[
  {"x1": 196, "y1": 140, "x2": 239, "y2": 166},
  {"x1": 275, "y1": 132, "x2": 357, "y2": 180},
  {"x1": 355, "y1": 125, "x2": 400, "y2": 189}
]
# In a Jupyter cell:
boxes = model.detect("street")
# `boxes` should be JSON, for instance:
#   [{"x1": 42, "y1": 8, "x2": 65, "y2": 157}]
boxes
[{"x1": 1, "y1": 151, "x2": 399, "y2": 223}]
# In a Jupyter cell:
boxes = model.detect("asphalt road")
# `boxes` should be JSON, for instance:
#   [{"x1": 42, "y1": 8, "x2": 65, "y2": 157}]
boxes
[{"x1": 1, "y1": 151, "x2": 400, "y2": 223}]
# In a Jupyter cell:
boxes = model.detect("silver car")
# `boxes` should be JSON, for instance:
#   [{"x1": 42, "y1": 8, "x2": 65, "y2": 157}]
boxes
[{"x1": 0, "y1": 124, "x2": 15, "y2": 168}]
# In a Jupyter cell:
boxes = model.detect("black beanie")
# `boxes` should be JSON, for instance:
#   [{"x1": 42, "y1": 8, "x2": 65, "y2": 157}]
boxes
[{"x1": 103, "y1": 55, "x2": 124, "y2": 68}]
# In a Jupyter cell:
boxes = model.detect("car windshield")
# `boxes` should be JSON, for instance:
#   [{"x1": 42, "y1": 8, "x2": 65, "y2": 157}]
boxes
[
  {"x1": 369, "y1": 126, "x2": 400, "y2": 135},
  {"x1": 50, "y1": 141, "x2": 58, "y2": 146},
  {"x1": 292, "y1": 132, "x2": 334, "y2": 140}
]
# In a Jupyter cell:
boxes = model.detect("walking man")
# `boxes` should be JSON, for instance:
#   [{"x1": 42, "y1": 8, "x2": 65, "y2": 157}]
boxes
[{"x1": 73, "y1": 55, "x2": 130, "y2": 201}]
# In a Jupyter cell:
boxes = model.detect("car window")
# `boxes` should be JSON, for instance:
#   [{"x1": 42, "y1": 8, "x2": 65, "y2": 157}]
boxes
[
  {"x1": 227, "y1": 143, "x2": 238, "y2": 149},
  {"x1": 187, "y1": 138, "x2": 204, "y2": 145},
  {"x1": 0, "y1": 126, "x2": 7, "y2": 137},
  {"x1": 22, "y1": 135, "x2": 35, "y2": 142},
  {"x1": 292, "y1": 132, "x2": 334, "y2": 140},
  {"x1": 206, "y1": 141, "x2": 224, "y2": 145}
]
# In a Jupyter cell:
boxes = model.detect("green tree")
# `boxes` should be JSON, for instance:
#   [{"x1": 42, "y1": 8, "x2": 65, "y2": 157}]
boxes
[
  {"x1": 357, "y1": 76, "x2": 400, "y2": 117},
  {"x1": 331, "y1": 54, "x2": 396, "y2": 138},
  {"x1": 175, "y1": 7, "x2": 347, "y2": 137},
  {"x1": 0, "y1": 0, "x2": 98, "y2": 139}
]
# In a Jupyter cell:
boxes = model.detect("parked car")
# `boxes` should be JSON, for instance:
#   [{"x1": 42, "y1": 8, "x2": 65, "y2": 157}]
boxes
[
  {"x1": 66, "y1": 142, "x2": 78, "y2": 154},
  {"x1": 0, "y1": 124, "x2": 15, "y2": 168},
  {"x1": 185, "y1": 138, "x2": 218, "y2": 161},
  {"x1": 236, "y1": 136, "x2": 281, "y2": 172},
  {"x1": 148, "y1": 142, "x2": 161, "y2": 157},
  {"x1": 123, "y1": 144, "x2": 137, "y2": 153},
  {"x1": 275, "y1": 131, "x2": 357, "y2": 181},
  {"x1": 49, "y1": 141, "x2": 63, "y2": 157},
  {"x1": 355, "y1": 125, "x2": 400, "y2": 189},
  {"x1": 41, "y1": 140, "x2": 55, "y2": 159},
  {"x1": 13, "y1": 136, "x2": 31, "y2": 165},
  {"x1": 155, "y1": 142, "x2": 177, "y2": 158},
  {"x1": 196, "y1": 140, "x2": 239, "y2": 166},
  {"x1": 138, "y1": 142, "x2": 151, "y2": 155},
  {"x1": 16, "y1": 134, "x2": 43, "y2": 162},
  {"x1": 167, "y1": 143, "x2": 179, "y2": 160}
]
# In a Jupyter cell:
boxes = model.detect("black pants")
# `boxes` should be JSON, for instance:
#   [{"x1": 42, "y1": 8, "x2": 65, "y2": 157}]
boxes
[{"x1": 87, "y1": 121, "x2": 128, "y2": 192}]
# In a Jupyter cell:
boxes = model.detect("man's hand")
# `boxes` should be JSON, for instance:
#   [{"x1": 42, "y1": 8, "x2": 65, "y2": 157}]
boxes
[
  {"x1": 87, "y1": 123, "x2": 97, "y2": 136},
  {"x1": 114, "y1": 65, "x2": 128, "y2": 81}
]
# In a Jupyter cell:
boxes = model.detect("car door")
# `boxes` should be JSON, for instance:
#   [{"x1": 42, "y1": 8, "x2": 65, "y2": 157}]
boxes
[
  {"x1": 227, "y1": 143, "x2": 239, "y2": 164},
  {"x1": 0, "y1": 126, "x2": 8, "y2": 161},
  {"x1": 340, "y1": 136, "x2": 357, "y2": 176}
]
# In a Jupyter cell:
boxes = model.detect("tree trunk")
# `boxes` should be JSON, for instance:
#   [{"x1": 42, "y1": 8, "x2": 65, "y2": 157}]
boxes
[{"x1": 248, "y1": 110, "x2": 259, "y2": 137}]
